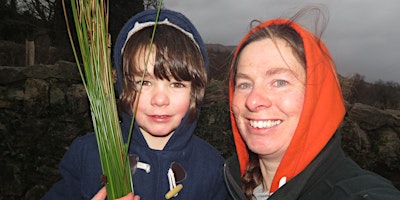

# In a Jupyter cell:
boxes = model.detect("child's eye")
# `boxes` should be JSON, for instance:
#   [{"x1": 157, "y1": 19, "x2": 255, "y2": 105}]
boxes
[
  {"x1": 170, "y1": 82, "x2": 186, "y2": 88},
  {"x1": 135, "y1": 80, "x2": 151, "y2": 87},
  {"x1": 273, "y1": 80, "x2": 288, "y2": 87}
]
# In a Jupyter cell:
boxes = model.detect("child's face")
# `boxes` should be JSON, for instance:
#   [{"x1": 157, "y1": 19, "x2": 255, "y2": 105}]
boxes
[{"x1": 132, "y1": 51, "x2": 191, "y2": 140}]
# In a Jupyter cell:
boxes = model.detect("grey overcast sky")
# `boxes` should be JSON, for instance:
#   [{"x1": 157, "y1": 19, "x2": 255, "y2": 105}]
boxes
[{"x1": 163, "y1": 0, "x2": 400, "y2": 83}]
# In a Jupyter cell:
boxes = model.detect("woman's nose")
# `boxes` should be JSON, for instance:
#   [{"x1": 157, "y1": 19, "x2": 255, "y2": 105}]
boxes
[{"x1": 245, "y1": 86, "x2": 272, "y2": 111}]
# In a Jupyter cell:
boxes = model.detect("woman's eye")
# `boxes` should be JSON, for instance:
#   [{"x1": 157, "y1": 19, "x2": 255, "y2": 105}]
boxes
[
  {"x1": 274, "y1": 80, "x2": 288, "y2": 87},
  {"x1": 236, "y1": 82, "x2": 252, "y2": 89},
  {"x1": 171, "y1": 82, "x2": 186, "y2": 88}
]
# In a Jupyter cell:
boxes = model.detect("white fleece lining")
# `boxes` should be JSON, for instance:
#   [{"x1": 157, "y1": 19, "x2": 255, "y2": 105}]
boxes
[{"x1": 121, "y1": 18, "x2": 199, "y2": 54}]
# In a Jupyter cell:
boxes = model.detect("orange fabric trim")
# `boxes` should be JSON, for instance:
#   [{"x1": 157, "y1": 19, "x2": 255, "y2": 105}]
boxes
[{"x1": 229, "y1": 75, "x2": 248, "y2": 175}]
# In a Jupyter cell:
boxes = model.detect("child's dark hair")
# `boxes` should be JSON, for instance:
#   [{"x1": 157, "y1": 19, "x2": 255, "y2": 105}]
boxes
[{"x1": 119, "y1": 24, "x2": 207, "y2": 122}]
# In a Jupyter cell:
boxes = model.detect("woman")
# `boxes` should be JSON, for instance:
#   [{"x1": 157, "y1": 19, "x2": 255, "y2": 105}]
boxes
[{"x1": 224, "y1": 8, "x2": 400, "y2": 200}]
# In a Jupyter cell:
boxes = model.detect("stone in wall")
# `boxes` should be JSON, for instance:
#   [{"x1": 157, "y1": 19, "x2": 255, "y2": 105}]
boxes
[{"x1": 24, "y1": 78, "x2": 49, "y2": 115}]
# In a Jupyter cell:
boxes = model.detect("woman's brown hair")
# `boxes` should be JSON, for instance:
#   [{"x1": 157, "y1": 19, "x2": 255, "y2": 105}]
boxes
[
  {"x1": 236, "y1": 23, "x2": 306, "y2": 198},
  {"x1": 232, "y1": 6, "x2": 330, "y2": 198}
]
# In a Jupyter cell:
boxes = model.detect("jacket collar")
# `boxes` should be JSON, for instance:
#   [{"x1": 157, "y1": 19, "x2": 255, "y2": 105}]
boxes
[
  {"x1": 120, "y1": 110, "x2": 198, "y2": 151},
  {"x1": 224, "y1": 131, "x2": 344, "y2": 200}
]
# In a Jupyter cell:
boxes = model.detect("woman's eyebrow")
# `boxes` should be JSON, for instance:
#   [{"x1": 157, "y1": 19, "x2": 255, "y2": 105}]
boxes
[
  {"x1": 234, "y1": 72, "x2": 252, "y2": 80},
  {"x1": 265, "y1": 67, "x2": 292, "y2": 76},
  {"x1": 235, "y1": 67, "x2": 294, "y2": 81}
]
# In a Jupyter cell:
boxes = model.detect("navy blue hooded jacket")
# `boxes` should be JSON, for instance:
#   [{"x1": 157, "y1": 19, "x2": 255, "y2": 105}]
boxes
[{"x1": 42, "y1": 9, "x2": 227, "y2": 200}]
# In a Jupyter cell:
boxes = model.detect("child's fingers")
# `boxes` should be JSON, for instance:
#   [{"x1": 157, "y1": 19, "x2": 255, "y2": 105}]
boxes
[{"x1": 91, "y1": 187, "x2": 107, "y2": 200}]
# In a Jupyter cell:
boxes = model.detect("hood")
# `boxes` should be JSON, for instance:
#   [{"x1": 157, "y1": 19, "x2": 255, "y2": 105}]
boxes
[
  {"x1": 113, "y1": 8, "x2": 209, "y2": 95},
  {"x1": 113, "y1": 8, "x2": 208, "y2": 150},
  {"x1": 228, "y1": 19, "x2": 346, "y2": 193}
]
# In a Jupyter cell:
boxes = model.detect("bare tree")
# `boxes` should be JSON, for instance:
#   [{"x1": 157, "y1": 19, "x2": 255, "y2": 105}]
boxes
[
  {"x1": 143, "y1": 0, "x2": 163, "y2": 10},
  {"x1": 19, "y1": 0, "x2": 55, "y2": 23}
]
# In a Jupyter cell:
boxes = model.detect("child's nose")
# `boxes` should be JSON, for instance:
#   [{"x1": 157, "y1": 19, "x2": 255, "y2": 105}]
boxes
[{"x1": 150, "y1": 87, "x2": 170, "y2": 106}]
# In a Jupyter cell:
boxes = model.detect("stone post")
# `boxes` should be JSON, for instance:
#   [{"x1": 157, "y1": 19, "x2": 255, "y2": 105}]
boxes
[{"x1": 25, "y1": 39, "x2": 35, "y2": 66}]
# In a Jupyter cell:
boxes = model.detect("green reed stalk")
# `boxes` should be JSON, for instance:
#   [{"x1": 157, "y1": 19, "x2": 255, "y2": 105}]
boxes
[
  {"x1": 62, "y1": 0, "x2": 163, "y2": 198},
  {"x1": 62, "y1": 0, "x2": 133, "y2": 198}
]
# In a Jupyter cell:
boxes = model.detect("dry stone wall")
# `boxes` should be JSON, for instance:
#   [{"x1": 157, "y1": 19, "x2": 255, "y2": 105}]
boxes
[
  {"x1": 0, "y1": 61, "x2": 93, "y2": 199},
  {"x1": 0, "y1": 61, "x2": 399, "y2": 199}
]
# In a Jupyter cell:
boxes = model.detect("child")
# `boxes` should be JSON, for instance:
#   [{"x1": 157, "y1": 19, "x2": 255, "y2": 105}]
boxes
[{"x1": 43, "y1": 9, "x2": 227, "y2": 199}]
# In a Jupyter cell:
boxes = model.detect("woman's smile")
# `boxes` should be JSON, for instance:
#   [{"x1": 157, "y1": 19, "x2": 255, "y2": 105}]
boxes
[{"x1": 249, "y1": 119, "x2": 282, "y2": 129}]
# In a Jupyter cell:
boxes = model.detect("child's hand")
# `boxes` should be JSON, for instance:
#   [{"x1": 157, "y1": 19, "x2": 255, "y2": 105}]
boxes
[{"x1": 92, "y1": 187, "x2": 140, "y2": 200}]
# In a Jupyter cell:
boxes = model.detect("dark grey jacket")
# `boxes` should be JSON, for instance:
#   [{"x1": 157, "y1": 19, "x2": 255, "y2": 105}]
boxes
[{"x1": 224, "y1": 132, "x2": 400, "y2": 200}]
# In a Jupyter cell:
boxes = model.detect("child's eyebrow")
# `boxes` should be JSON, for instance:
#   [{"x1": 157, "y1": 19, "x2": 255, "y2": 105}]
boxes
[{"x1": 134, "y1": 71, "x2": 153, "y2": 79}]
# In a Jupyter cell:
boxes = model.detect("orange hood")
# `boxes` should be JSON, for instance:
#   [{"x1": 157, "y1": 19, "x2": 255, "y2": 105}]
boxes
[{"x1": 228, "y1": 19, "x2": 346, "y2": 193}]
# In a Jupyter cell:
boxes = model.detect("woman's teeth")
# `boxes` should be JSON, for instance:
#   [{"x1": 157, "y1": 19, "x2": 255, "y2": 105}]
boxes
[{"x1": 250, "y1": 120, "x2": 282, "y2": 128}]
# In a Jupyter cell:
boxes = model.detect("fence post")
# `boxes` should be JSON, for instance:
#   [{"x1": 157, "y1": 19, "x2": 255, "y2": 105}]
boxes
[{"x1": 25, "y1": 39, "x2": 35, "y2": 66}]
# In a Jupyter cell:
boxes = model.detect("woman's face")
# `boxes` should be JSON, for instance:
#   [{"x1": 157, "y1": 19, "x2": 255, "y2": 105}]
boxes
[{"x1": 232, "y1": 38, "x2": 306, "y2": 160}]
